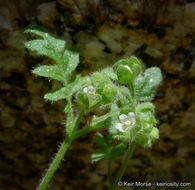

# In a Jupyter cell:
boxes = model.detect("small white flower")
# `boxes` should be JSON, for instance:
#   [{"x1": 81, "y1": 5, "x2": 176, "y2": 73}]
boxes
[
  {"x1": 83, "y1": 85, "x2": 96, "y2": 96},
  {"x1": 115, "y1": 112, "x2": 136, "y2": 133}
]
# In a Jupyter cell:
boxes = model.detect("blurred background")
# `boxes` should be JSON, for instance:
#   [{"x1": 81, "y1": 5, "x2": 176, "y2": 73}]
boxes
[{"x1": 0, "y1": 0, "x2": 194, "y2": 189}]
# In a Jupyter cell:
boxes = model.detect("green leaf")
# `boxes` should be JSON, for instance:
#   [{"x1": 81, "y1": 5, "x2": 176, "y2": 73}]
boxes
[
  {"x1": 134, "y1": 67, "x2": 162, "y2": 102},
  {"x1": 96, "y1": 132, "x2": 108, "y2": 150},
  {"x1": 68, "y1": 75, "x2": 83, "y2": 96},
  {"x1": 25, "y1": 30, "x2": 65, "y2": 65},
  {"x1": 144, "y1": 67, "x2": 162, "y2": 88},
  {"x1": 32, "y1": 65, "x2": 65, "y2": 83},
  {"x1": 62, "y1": 49, "x2": 79, "y2": 78},
  {"x1": 110, "y1": 143, "x2": 126, "y2": 159},
  {"x1": 118, "y1": 86, "x2": 132, "y2": 107},
  {"x1": 44, "y1": 87, "x2": 66, "y2": 101},
  {"x1": 91, "y1": 149, "x2": 106, "y2": 163},
  {"x1": 25, "y1": 29, "x2": 51, "y2": 38},
  {"x1": 25, "y1": 29, "x2": 81, "y2": 85}
]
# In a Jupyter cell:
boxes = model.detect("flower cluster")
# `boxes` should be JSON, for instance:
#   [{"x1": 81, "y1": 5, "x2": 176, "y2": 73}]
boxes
[
  {"x1": 115, "y1": 112, "x2": 136, "y2": 133},
  {"x1": 83, "y1": 85, "x2": 96, "y2": 96}
]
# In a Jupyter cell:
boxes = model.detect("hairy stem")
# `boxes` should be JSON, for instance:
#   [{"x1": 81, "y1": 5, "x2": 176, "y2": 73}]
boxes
[
  {"x1": 37, "y1": 139, "x2": 71, "y2": 190},
  {"x1": 71, "y1": 109, "x2": 84, "y2": 134},
  {"x1": 73, "y1": 123, "x2": 104, "y2": 140},
  {"x1": 112, "y1": 141, "x2": 136, "y2": 190}
]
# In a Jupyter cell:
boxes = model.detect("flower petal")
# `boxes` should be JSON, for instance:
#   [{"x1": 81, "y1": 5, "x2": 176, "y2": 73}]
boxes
[
  {"x1": 83, "y1": 88, "x2": 88, "y2": 93},
  {"x1": 115, "y1": 123, "x2": 124, "y2": 132},
  {"x1": 88, "y1": 85, "x2": 95, "y2": 91},
  {"x1": 119, "y1": 114, "x2": 127, "y2": 122},
  {"x1": 128, "y1": 112, "x2": 135, "y2": 118},
  {"x1": 131, "y1": 118, "x2": 136, "y2": 126}
]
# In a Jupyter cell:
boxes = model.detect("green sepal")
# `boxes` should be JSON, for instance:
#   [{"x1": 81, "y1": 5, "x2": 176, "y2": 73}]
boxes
[
  {"x1": 44, "y1": 87, "x2": 66, "y2": 101},
  {"x1": 101, "y1": 84, "x2": 117, "y2": 104},
  {"x1": 109, "y1": 143, "x2": 126, "y2": 159},
  {"x1": 129, "y1": 56, "x2": 141, "y2": 78},
  {"x1": 101, "y1": 67, "x2": 118, "y2": 81},
  {"x1": 142, "y1": 124, "x2": 154, "y2": 134},
  {"x1": 136, "y1": 102, "x2": 155, "y2": 113},
  {"x1": 89, "y1": 94, "x2": 102, "y2": 108},
  {"x1": 149, "y1": 127, "x2": 159, "y2": 140},
  {"x1": 91, "y1": 149, "x2": 106, "y2": 163},
  {"x1": 118, "y1": 86, "x2": 132, "y2": 107},
  {"x1": 77, "y1": 91, "x2": 89, "y2": 109},
  {"x1": 136, "y1": 135, "x2": 151, "y2": 147},
  {"x1": 95, "y1": 132, "x2": 108, "y2": 150},
  {"x1": 116, "y1": 65, "x2": 134, "y2": 84},
  {"x1": 32, "y1": 65, "x2": 65, "y2": 83},
  {"x1": 91, "y1": 72, "x2": 105, "y2": 89}
]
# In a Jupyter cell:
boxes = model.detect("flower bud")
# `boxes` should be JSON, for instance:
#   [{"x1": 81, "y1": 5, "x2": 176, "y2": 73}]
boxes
[
  {"x1": 129, "y1": 56, "x2": 142, "y2": 78},
  {"x1": 116, "y1": 65, "x2": 134, "y2": 84},
  {"x1": 114, "y1": 59, "x2": 129, "y2": 70}
]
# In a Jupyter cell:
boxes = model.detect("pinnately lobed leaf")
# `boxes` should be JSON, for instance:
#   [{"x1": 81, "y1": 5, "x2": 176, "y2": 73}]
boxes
[
  {"x1": 25, "y1": 29, "x2": 65, "y2": 65},
  {"x1": 25, "y1": 29, "x2": 79, "y2": 85}
]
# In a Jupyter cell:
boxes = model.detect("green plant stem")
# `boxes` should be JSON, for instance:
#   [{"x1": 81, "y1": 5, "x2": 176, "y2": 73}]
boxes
[
  {"x1": 72, "y1": 109, "x2": 84, "y2": 134},
  {"x1": 38, "y1": 109, "x2": 84, "y2": 190},
  {"x1": 108, "y1": 158, "x2": 113, "y2": 189},
  {"x1": 37, "y1": 138, "x2": 71, "y2": 190},
  {"x1": 73, "y1": 123, "x2": 104, "y2": 140},
  {"x1": 129, "y1": 82, "x2": 135, "y2": 99},
  {"x1": 112, "y1": 141, "x2": 136, "y2": 190}
]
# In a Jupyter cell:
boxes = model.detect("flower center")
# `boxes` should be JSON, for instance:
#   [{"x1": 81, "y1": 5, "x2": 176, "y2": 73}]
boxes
[
  {"x1": 124, "y1": 120, "x2": 131, "y2": 126},
  {"x1": 88, "y1": 90, "x2": 95, "y2": 95}
]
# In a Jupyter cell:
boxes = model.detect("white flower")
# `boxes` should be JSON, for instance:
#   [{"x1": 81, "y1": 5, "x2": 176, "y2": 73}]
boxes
[
  {"x1": 115, "y1": 112, "x2": 136, "y2": 133},
  {"x1": 83, "y1": 85, "x2": 96, "y2": 96}
]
